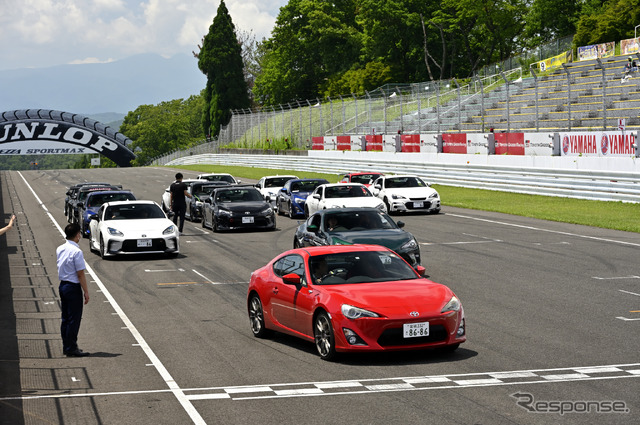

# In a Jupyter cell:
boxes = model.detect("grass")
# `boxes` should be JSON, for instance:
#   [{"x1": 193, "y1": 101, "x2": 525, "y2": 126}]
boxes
[{"x1": 171, "y1": 164, "x2": 640, "y2": 234}]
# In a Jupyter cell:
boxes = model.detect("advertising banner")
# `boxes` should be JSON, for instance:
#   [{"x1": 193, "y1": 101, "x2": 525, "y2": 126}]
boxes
[
  {"x1": 559, "y1": 131, "x2": 636, "y2": 156},
  {"x1": 400, "y1": 134, "x2": 420, "y2": 152},
  {"x1": 621, "y1": 37, "x2": 640, "y2": 55},
  {"x1": 419, "y1": 134, "x2": 439, "y2": 153},
  {"x1": 311, "y1": 136, "x2": 324, "y2": 150},
  {"x1": 365, "y1": 134, "x2": 383, "y2": 151},
  {"x1": 538, "y1": 50, "x2": 572, "y2": 72},
  {"x1": 495, "y1": 133, "x2": 525, "y2": 155},
  {"x1": 336, "y1": 135, "x2": 351, "y2": 151},
  {"x1": 441, "y1": 133, "x2": 468, "y2": 154},
  {"x1": 578, "y1": 42, "x2": 615, "y2": 61}
]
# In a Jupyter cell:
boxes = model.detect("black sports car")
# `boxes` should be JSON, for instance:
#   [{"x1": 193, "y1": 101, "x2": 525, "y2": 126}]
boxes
[
  {"x1": 293, "y1": 207, "x2": 421, "y2": 267},
  {"x1": 275, "y1": 178, "x2": 329, "y2": 218},
  {"x1": 201, "y1": 186, "x2": 276, "y2": 232},
  {"x1": 185, "y1": 181, "x2": 229, "y2": 222}
]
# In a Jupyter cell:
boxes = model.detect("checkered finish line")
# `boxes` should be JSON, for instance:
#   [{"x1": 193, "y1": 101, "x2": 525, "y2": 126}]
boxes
[{"x1": 185, "y1": 363, "x2": 640, "y2": 401}]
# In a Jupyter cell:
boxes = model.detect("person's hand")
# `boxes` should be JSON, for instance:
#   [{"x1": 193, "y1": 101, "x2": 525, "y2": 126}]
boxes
[
  {"x1": 9, "y1": 214, "x2": 15, "y2": 225},
  {"x1": 84, "y1": 292, "x2": 90, "y2": 305}
]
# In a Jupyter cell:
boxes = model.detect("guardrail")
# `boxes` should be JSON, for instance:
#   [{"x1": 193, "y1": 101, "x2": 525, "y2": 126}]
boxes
[{"x1": 165, "y1": 153, "x2": 640, "y2": 203}]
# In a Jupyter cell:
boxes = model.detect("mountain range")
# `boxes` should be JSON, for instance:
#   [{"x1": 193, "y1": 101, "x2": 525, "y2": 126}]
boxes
[{"x1": 0, "y1": 53, "x2": 207, "y2": 124}]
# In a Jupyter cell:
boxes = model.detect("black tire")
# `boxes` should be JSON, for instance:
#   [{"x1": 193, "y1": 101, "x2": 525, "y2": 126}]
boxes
[
  {"x1": 248, "y1": 295, "x2": 270, "y2": 338},
  {"x1": 287, "y1": 202, "x2": 294, "y2": 219},
  {"x1": 81, "y1": 222, "x2": 89, "y2": 238},
  {"x1": 100, "y1": 236, "x2": 107, "y2": 260},
  {"x1": 277, "y1": 199, "x2": 284, "y2": 216},
  {"x1": 201, "y1": 212, "x2": 207, "y2": 229},
  {"x1": 212, "y1": 216, "x2": 219, "y2": 232},
  {"x1": 293, "y1": 237, "x2": 302, "y2": 249},
  {"x1": 314, "y1": 311, "x2": 337, "y2": 360},
  {"x1": 304, "y1": 206, "x2": 310, "y2": 218},
  {"x1": 384, "y1": 197, "x2": 391, "y2": 214}
]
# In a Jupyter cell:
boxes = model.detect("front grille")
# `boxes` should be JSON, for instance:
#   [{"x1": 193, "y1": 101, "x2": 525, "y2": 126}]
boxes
[
  {"x1": 121, "y1": 239, "x2": 167, "y2": 252},
  {"x1": 377, "y1": 324, "x2": 447, "y2": 347}
]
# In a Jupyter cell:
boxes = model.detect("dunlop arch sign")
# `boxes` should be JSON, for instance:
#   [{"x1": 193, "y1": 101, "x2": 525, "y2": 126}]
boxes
[{"x1": 0, "y1": 109, "x2": 136, "y2": 167}]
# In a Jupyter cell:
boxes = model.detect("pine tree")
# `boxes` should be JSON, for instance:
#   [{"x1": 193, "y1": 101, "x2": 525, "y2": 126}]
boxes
[{"x1": 197, "y1": 0, "x2": 249, "y2": 138}]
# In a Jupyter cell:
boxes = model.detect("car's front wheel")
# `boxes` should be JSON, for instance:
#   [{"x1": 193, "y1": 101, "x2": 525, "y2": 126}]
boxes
[
  {"x1": 99, "y1": 236, "x2": 108, "y2": 260},
  {"x1": 314, "y1": 311, "x2": 336, "y2": 361},
  {"x1": 248, "y1": 295, "x2": 270, "y2": 338},
  {"x1": 201, "y1": 212, "x2": 207, "y2": 229},
  {"x1": 288, "y1": 202, "x2": 295, "y2": 219}
]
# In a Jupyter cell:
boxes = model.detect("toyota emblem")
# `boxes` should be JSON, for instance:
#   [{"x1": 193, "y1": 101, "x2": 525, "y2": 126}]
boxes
[
  {"x1": 409, "y1": 311, "x2": 419, "y2": 317},
  {"x1": 141, "y1": 234, "x2": 147, "y2": 237}
]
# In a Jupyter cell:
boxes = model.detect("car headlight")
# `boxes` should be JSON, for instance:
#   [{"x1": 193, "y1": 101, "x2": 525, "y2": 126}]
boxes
[
  {"x1": 107, "y1": 227, "x2": 124, "y2": 237},
  {"x1": 218, "y1": 208, "x2": 231, "y2": 216},
  {"x1": 441, "y1": 296, "x2": 461, "y2": 313},
  {"x1": 342, "y1": 304, "x2": 380, "y2": 319},
  {"x1": 261, "y1": 206, "x2": 273, "y2": 215},
  {"x1": 392, "y1": 194, "x2": 407, "y2": 200},
  {"x1": 400, "y1": 238, "x2": 418, "y2": 251},
  {"x1": 376, "y1": 203, "x2": 386, "y2": 211},
  {"x1": 429, "y1": 192, "x2": 439, "y2": 199},
  {"x1": 163, "y1": 225, "x2": 176, "y2": 235}
]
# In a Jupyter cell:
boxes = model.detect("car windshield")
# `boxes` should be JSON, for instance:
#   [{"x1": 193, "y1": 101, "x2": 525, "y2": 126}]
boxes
[
  {"x1": 216, "y1": 189, "x2": 263, "y2": 203},
  {"x1": 201, "y1": 175, "x2": 236, "y2": 183},
  {"x1": 386, "y1": 177, "x2": 427, "y2": 188},
  {"x1": 265, "y1": 177, "x2": 295, "y2": 187},
  {"x1": 309, "y1": 250, "x2": 418, "y2": 285},
  {"x1": 349, "y1": 174, "x2": 381, "y2": 184},
  {"x1": 104, "y1": 204, "x2": 165, "y2": 220},
  {"x1": 194, "y1": 184, "x2": 224, "y2": 198},
  {"x1": 323, "y1": 210, "x2": 396, "y2": 232},
  {"x1": 87, "y1": 192, "x2": 135, "y2": 207},
  {"x1": 324, "y1": 185, "x2": 371, "y2": 198},
  {"x1": 291, "y1": 180, "x2": 325, "y2": 192}
]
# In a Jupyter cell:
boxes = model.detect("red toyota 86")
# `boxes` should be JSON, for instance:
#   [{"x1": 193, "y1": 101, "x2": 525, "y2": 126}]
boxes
[{"x1": 247, "y1": 244, "x2": 465, "y2": 360}]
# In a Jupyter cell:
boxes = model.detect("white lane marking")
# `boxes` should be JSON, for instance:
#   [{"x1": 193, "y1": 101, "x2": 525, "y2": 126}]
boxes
[
  {"x1": 17, "y1": 171, "x2": 207, "y2": 425},
  {"x1": 144, "y1": 269, "x2": 185, "y2": 272},
  {"x1": 448, "y1": 213, "x2": 640, "y2": 247},
  {"x1": 619, "y1": 290, "x2": 640, "y2": 297},
  {"x1": 71, "y1": 377, "x2": 80, "y2": 382},
  {"x1": 421, "y1": 240, "x2": 500, "y2": 246},
  {"x1": 191, "y1": 269, "x2": 233, "y2": 285},
  {"x1": 616, "y1": 317, "x2": 640, "y2": 321},
  {"x1": 593, "y1": 276, "x2": 640, "y2": 280},
  {"x1": 3, "y1": 362, "x2": 640, "y2": 403}
]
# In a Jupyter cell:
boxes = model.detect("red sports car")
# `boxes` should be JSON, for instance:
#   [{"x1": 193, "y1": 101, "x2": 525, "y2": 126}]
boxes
[
  {"x1": 247, "y1": 244, "x2": 466, "y2": 360},
  {"x1": 339, "y1": 172, "x2": 384, "y2": 187}
]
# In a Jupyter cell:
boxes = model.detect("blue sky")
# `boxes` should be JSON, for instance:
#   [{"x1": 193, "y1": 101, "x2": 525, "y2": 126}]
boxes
[{"x1": 0, "y1": 0, "x2": 287, "y2": 71}]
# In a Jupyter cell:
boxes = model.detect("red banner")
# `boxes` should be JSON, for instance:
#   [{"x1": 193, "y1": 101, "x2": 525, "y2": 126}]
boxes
[
  {"x1": 442, "y1": 133, "x2": 467, "y2": 154},
  {"x1": 495, "y1": 133, "x2": 525, "y2": 155},
  {"x1": 311, "y1": 136, "x2": 324, "y2": 150},
  {"x1": 337, "y1": 135, "x2": 351, "y2": 151},
  {"x1": 365, "y1": 135, "x2": 383, "y2": 151},
  {"x1": 401, "y1": 134, "x2": 420, "y2": 152}
]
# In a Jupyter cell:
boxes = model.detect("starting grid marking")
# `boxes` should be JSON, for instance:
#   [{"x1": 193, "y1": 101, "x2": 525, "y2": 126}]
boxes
[{"x1": 8, "y1": 363, "x2": 637, "y2": 403}]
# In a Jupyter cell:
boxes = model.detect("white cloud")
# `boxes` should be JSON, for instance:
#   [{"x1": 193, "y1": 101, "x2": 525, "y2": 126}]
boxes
[{"x1": 0, "y1": 0, "x2": 286, "y2": 71}]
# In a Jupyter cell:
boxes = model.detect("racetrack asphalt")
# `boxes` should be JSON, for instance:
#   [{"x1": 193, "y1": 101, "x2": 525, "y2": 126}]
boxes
[{"x1": 1, "y1": 167, "x2": 639, "y2": 425}]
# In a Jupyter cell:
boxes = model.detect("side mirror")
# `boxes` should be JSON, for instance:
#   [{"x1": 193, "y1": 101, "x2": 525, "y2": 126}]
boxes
[
  {"x1": 237, "y1": 179, "x2": 242, "y2": 184},
  {"x1": 282, "y1": 273, "x2": 301, "y2": 285},
  {"x1": 165, "y1": 188, "x2": 170, "y2": 192},
  {"x1": 313, "y1": 194, "x2": 320, "y2": 199},
  {"x1": 397, "y1": 221, "x2": 405, "y2": 228},
  {"x1": 374, "y1": 184, "x2": 381, "y2": 190},
  {"x1": 307, "y1": 224, "x2": 319, "y2": 233},
  {"x1": 204, "y1": 198, "x2": 212, "y2": 204},
  {"x1": 415, "y1": 265, "x2": 426, "y2": 276},
  {"x1": 77, "y1": 202, "x2": 84, "y2": 208},
  {"x1": 89, "y1": 214, "x2": 99, "y2": 221},
  {"x1": 280, "y1": 187, "x2": 287, "y2": 193}
]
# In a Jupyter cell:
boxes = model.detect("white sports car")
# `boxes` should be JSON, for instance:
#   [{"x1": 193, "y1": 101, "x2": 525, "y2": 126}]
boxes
[
  {"x1": 304, "y1": 183, "x2": 386, "y2": 217},
  {"x1": 370, "y1": 175, "x2": 441, "y2": 214},
  {"x1": 161, "y1": 178, "x2": 202, "y2": 212},
  {"x1": 255, "y1": 175, "x2": 298, "y2": 205},
  {"x1": 88, "y1": 200, "x2": 179, "y2": 258}
]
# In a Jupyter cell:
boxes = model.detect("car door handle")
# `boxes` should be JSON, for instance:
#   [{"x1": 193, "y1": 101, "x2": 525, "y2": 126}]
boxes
[{"x1": 273, "y1": 287, "x2": 278, "y2": 294}]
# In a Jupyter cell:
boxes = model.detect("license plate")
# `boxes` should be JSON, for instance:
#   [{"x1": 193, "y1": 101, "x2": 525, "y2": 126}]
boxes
[
  {"x1": 413, "y1": 201, "x2": 424, "y2": 208},
  {"x1": 137, "y1": 239, "x2": 152, "y2": 247},
  {"x1": 242, "y1": 216, "x2": 254, "y2": 224},
  {"x1": 403, "y1": 321, "x2": 429, "y2": 338}
]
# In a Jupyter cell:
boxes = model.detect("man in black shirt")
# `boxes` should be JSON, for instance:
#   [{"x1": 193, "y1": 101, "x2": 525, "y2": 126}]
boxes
[{"x1": 169, "y1": 173, "x2": 192, "y2": 234}]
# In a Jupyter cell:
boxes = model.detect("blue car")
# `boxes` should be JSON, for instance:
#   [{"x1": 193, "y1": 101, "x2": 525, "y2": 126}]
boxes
[
  {"x1": 275, "y1": 178, "x2": 329, "y2": 218},
  {"x1": 78, "y1": 190, "x2": 136, "y2": 237}
]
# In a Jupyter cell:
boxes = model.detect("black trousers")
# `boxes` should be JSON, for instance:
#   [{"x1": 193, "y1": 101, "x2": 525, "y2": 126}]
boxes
[
  {"x1": 172, "y1": 205, "x2": 186, "y2": 232},
  {"x1": 59, "y1": 281, "x2": 83, "y2": 353}
]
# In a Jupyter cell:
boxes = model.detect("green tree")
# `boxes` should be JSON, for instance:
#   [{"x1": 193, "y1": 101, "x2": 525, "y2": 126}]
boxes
[
  {"x1": 523, "y1": 0, "x2": 583, "y2": 46},
  {"x1": 119, "y1": 95, "x2": 205, "y2": 166},
  {"x1": 198, "y1": 0, "x2": 250, "y2": 137},
  {"x1": 253, "y1": 0, "x2": 362, "y2": 106},
  {"x1": 574, "y1": 0, "x2": 640, "y2": 46}
]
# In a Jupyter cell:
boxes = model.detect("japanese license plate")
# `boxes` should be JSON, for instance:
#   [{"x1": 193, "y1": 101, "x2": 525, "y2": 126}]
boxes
[
  {"x1": 403, "y1": 321, "x2": 429, "y2": 338},
  {"x1": 242, "y1": 216, "x2": 254, "y2": 224},
  {"x1": 137, "y1": 239, "x2": 152, "y2": 247},
  {"x1": 413, "y1": 201, "x2": 424, "y2": 208}
]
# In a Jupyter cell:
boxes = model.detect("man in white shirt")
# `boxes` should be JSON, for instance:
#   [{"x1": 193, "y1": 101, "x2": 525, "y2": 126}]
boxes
[{"x1": 56, "y1": 223, "x2": 90, "y2": 357}]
